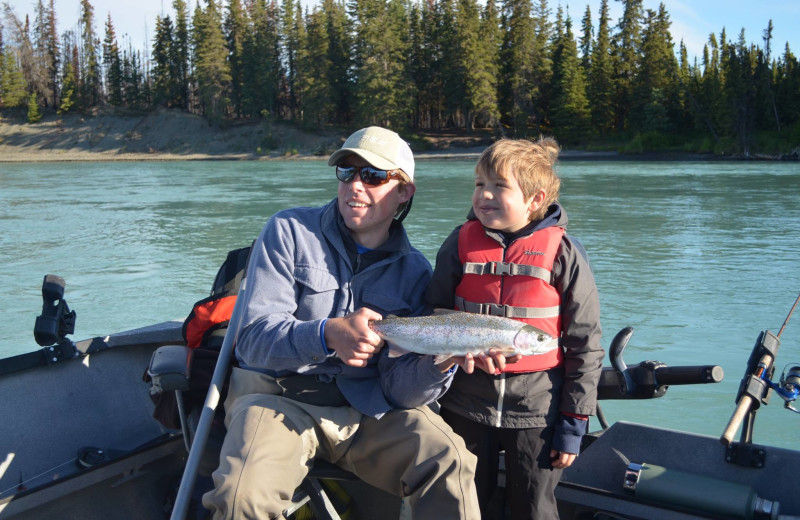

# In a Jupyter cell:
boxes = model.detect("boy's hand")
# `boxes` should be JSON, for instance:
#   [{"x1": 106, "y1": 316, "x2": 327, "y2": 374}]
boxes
[
  {"x1": 324, "y1": 308, "x2": 384, "y2": 367},
  {"x1": 437, "y1": 349, "x2": 522, "y2": 374},
  {"x1": 550, "y1": 450, "x2": 577, "y2": 469}
]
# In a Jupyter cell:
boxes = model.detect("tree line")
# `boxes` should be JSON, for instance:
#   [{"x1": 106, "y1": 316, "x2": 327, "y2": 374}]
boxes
[{"x1": 1, "y1": 0, "x2": 798, "y2": 154}]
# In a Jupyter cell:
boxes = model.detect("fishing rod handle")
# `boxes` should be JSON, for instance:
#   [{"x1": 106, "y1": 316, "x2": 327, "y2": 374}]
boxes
[
  {"x1": 720, "y1": 351, "x2": 773, "y2": 446},
  {"x1": 721, "y1": 395, "x2": 754, "y2": 446},
  {"x1": 655, "y1": 365, "x2": 724, "y2": 385}
]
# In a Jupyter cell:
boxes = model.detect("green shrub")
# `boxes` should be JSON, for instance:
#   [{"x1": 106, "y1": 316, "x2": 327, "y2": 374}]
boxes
[{"x1": 27, "y1": 93, "x2": 43, "y2": 123}]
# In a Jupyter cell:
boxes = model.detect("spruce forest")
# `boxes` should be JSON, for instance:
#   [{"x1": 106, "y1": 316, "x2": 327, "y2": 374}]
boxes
[{"x1": 1, "y1": 0, "x2": 799, "y2": 155}]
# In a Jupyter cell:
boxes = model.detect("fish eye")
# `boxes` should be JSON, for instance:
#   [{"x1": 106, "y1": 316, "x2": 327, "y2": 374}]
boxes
[{"x1": 537, "y1": 334, "x2": 545, "y2": 341}]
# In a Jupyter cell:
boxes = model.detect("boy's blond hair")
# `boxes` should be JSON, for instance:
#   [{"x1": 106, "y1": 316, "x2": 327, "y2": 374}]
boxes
[{"x1": 475, "y1": 136, "x2": 561, "y2": 221}]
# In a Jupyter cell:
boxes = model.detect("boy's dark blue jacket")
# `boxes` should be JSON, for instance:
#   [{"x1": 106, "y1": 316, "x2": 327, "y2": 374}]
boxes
[{"x1": 425, "y1": 202, "x2": 604, "y2": 454}]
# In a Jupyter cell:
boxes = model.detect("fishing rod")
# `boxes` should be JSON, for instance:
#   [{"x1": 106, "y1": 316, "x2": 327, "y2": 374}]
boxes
[
  {"x1": 777, "y1": 292, "x2": 800, "y2": 339},
  {"x1": 771, "y1": 291, "x2": 800, "y2": 413},
  {"x1": 721, "y1": 292, "x2": 800, "y2": 446}
]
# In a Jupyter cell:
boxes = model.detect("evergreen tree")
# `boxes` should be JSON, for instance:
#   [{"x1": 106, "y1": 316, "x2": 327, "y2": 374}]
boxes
[
  {"x1": 33, "y1": 0, "x2": 59, "y2": 108},
  {"x1": 122, "y1": 44, "x2": 145, "y2": 108},
  {"x1": 759, "y1": 19, "x2": 780, "y2": 132},
  {"x1": 611, "y1": 0, "x2": 643, "y2": 131},
  {"x1": 324, "y1": 0, "x2": 352, "y2": 125},
  {"x1": 529, "y1": 0, "x2": 552, "y2": 131},
  {"x1": 1, "y1": 46, "x2": 27, "y2": 107},
  {"x1": 3, "y1": 0, "x2": 796, "y2": 149},
  {"x1": 79, "y1": 0, "x2": 102, "y2": 108},
  {"x1": 439, "y1": 0, "x2": 464, "y2": 127},
  {"x1": 407, "y1": 3, "x2": 423, "y2": 127},
  {"x1": 292, "y1": 4, "x2": 307, "y2": 121},
  {"x1": 44, "y1": 0, "x2": 59, "y2": 108},
  {"x1": 409, "y1": 0, "x2": 443, "y2": 129},
  {"x1": 550, "y1": 10, "x2": 591, "y2": 142},
  {"x1": 240, "y1": 0, "x2": 283, "y2": 119},
  {"x1": 588, "y1": 0, "x2": 614, "y2": 132},
  {"x1": 192, "y1": 0, "x2": 231, "y2": 121},
  {"x1": 349, "y1": 0, "x2": 413, "y2": 127},
  {"x1": 450, "y1": 0, "x2": 499, "y2": 130},
  {"x1": 723, "y1": 29, "x2": 757, "y2": 154},
  {"x1": 579, "y1": 4, "x2": 592, "y2": 72},
  {"x1": 58, "y1": 58, "x2": 77, "y2": 114},
  {"x1": 298, "y1": 5, "x2": 329, "y2": 126},
  {"x1": 27, "y1": 90, "x2": 42, "y2": 121},
  {"x1": 280, "y1": 0, "x2": 301, "y2": 120},
  {"x1": 475, "y1": 0, "x2": 501, "y2": 130},
  {"x1": 698, "y1": 34, "x2": 724, "y2": 140},
  {"x1": 675, "y1": 39, "x2": 694, "y2": 131},
  {"x1": 0, "y1": 21, "x2": 4, "y2": 104},
  {"x1": 499, "y1": 0, "x2": 536, "y2": 134},
  {"x1": 224, "y1": 0, "x2": 246, "y2": 116},
  {"x1": 103, "y1": 14, "x2": 123, "y2": 106},
  {"x1": 152, "y1": 14, "x2": 174, "y2": 106},
  {"x1": 58, "y1": 31, "x2": 80, "y2": 113},
  {"x1": 718, "y1": 27, "x2": 728, "y2": 82},
  {"x1": 31, "y1": 0, "x2": 49, "y2": 103},
  {"x1": 774, "y1": 44, "x2": 799, "y2": 129},
  {"x1": 631, "y1": 4, "x2": 679, "y2": 133},
  {"x1": 2, "y1": 5, "x2": 34, "y2": 98},
  {"x1": 171, "y1": 0, "x2": 190, "y2": 109},
  {"x1": 296, "y1": 0, "x2": 351, "y2": 127}
]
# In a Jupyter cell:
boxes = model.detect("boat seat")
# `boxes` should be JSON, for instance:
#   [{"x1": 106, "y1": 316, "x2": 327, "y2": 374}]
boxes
[{"x1": 147, "y1": 344, "x2": 355, "y2": 519}]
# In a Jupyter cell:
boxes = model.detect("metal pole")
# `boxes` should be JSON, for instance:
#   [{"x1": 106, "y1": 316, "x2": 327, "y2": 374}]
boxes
[{"x1": 170, "y1": 279, "x2": 249, "y2": 520}]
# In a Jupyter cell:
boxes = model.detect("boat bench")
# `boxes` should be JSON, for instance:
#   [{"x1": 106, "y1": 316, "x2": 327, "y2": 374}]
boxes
[{"x1": 147, "y1": 344, "x2": 355, "y2": 519}]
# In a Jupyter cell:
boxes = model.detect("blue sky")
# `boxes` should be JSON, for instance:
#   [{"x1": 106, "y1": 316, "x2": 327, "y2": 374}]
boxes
[{"x1": 11, "y1": 0, "x2": 800, "y2": 64}]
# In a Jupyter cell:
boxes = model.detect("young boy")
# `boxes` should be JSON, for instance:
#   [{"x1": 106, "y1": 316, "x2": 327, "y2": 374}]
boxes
[{"x1": 426, "y1": 137, "x2": 604, "y2": 519}]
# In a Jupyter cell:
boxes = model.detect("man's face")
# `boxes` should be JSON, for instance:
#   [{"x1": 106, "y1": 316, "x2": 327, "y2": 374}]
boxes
[{"x1": 336, "y1": 155, "x2": 414, "y2": 248}]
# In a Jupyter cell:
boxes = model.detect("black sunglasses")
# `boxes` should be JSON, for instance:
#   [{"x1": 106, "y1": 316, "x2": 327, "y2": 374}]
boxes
[{"x1": 335, "y1": 165, "x2": 403, "y2": 186}]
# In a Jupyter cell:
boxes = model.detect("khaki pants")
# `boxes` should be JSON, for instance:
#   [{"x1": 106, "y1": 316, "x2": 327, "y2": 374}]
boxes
[{"x1": 202, "y1": 368, "x2": 480, "y2": 519}]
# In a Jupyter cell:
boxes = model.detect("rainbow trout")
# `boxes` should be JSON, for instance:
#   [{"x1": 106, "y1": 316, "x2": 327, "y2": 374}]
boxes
[{"x1": 370, "y1": 310, "x2": 559, "y2": 361}]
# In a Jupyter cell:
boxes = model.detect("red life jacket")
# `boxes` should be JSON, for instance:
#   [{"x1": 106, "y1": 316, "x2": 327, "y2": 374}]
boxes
[
  {"x1": 455, "y1": 220, "x2": 563, "y2": 373},
  {"x1": 182, "y1": 244, "x2": 252, "y2": 349}
]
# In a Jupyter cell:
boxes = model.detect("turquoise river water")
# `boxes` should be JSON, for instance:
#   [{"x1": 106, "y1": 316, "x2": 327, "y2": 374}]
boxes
[{"x1": 1, "y1": 159, "x2": 799, "y2": 449}]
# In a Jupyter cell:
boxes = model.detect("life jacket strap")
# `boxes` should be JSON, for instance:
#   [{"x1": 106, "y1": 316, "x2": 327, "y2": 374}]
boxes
[
  {"x1": 455, "y1": 296, "x2": 560, "y2": 319},
  {"x1": 463, "y1": 261, "x2": 551, "y2": 282}
]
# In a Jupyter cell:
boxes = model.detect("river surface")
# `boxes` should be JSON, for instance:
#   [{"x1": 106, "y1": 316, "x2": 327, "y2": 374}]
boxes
[{"x1": 1, "y1": 159, "x2": 799, "y2": 449}]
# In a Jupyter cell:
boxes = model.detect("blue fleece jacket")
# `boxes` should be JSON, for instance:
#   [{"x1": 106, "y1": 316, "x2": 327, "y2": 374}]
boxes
[{"x1": 234, "y1": 199, "x2": 453, "y2": 417}]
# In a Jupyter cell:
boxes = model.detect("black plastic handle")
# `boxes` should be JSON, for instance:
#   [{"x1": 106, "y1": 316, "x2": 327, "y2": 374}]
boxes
[
  {"x1": 655, "y1": 364, "x2": 724, "y2": 385},
  {"x1": 598, "y1": 362, "x2": 724, "y2": 400}
]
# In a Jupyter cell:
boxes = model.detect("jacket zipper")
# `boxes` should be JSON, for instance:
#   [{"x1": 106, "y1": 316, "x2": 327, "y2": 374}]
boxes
[
  {"x1": 354, "y1": 253, "x2": 362, "y2": 274},
  {"x1": 346, "y1": 253, "x2": 362, "y2": 312}
]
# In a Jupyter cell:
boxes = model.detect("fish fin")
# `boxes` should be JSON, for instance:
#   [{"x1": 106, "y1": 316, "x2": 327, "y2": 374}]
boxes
[
  {"x1": 485, "y1": 346, "x2": 521, "y2": 358},
  {"x1": 387, "y1": 344, "x2": 413, "y2": 358},
  {"x1": 433, "y1": 354, "x2": 453, "y2": 364}
]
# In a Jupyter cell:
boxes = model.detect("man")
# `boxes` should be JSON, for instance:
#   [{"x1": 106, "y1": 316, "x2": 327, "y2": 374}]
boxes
[{"x1": 202, "y1": 126, "x2": 482, "y2": 519}]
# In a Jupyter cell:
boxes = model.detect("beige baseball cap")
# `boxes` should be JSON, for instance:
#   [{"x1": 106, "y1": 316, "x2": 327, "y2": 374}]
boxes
[{"x1": 328, "y1": 126, "x2": 415, "y2": 182}]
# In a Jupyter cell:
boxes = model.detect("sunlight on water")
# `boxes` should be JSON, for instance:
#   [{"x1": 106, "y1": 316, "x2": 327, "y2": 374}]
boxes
[{"x1": 1, "y1": 158, "x2": 799, "y2": 449}]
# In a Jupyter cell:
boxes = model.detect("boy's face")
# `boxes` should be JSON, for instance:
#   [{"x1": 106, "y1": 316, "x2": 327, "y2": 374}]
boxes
[{"x1": 472, "y1": 168, "x2": 541, "y2": 233}]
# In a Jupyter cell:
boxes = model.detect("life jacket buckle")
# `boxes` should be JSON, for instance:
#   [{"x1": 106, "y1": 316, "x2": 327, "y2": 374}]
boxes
[
  {"x1": 491, "y1": 262, "x2": 512, "y2": 276},
  {"x1": 485, "y1": 303, "x2": 508, "y2": 317}
]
